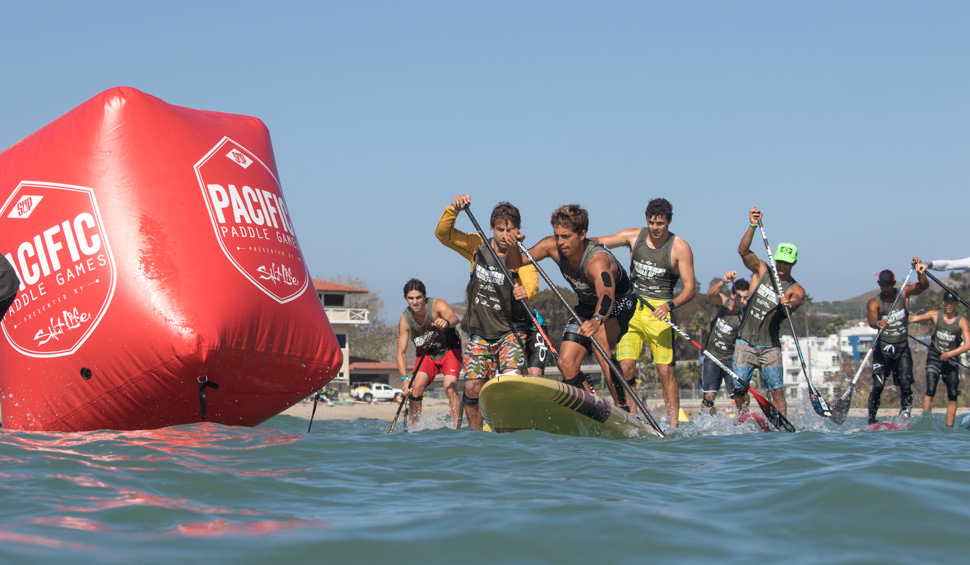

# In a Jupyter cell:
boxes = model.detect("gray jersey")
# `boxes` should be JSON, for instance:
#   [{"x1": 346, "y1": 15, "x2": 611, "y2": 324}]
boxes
[
  {"x1": 878, "y1": 291, "x2": 908, "y2": 345},
  {"x1": 737, "y1": 271, "x2": 796, "y2": 348},
  {"x1": 556, "y1": 240, "x2": 632, "y2": 307},
  {"x1": 629, "y1": 229, "x2": 679, "y2": 300}
]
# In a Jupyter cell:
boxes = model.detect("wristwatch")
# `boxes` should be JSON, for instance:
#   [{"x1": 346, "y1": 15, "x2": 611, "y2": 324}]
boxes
[
  {"x1": 666, "y1": 300, "x2": 675, "y2": 311},
  {"x1": 592, "y1": 315, "x2": 604, "y2": 323}
]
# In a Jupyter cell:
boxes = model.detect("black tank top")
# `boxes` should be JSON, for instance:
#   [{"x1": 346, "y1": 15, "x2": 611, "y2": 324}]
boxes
[
  {"x1": 738, "y1": 271, "x2": 796, "y2": 348},
  {"x1": 629, "y1": 229, "x2": 679, "y2": 300},
  {"x1": 931, "y1": 313, "x2": 964, "y2": 353},
  {"x1": 464, "y1": 239, "x2": 528, "y2": 340},
  {"x1": 402, "y1": 298, "x2": 462, "y2": 360},
  {"x1": 556, "y1": 240, "x2": 632, "y2": 307},
  {"x1": 878, "y1": 291, "x2": 908, "y2": 345}
]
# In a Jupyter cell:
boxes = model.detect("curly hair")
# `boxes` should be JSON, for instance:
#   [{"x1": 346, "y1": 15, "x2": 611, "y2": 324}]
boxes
[
  {"x1": 550, "y1": 204, "x2": 588, "y2": 234},
  {"x1": 645, "y1": 198, "x2": 673, "y2": 222}
]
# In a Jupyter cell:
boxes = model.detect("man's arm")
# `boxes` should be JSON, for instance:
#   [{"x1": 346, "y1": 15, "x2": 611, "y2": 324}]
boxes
[
  {"x1": 432, "y1": 299, "x2": 460, "y2": 329},
  {"x1": 782, "y1": 283, "x2": 806, "y2": 311},
  {"x1": 906, "y1": 310, "x2": 936, "y2": 326},
  {"x1": 927, "y1": 257, "x2": 970, "y2": 272},
  {"x1": 435, "y1": 197, "x2": 483, "y2": 262},
  {"x1": 525, "y1": 236, "x2": 559, "y2": 263},
  {"x1": 590, "y1": 227, "x2": 639, "y2": 250},
  {"x1": 867, "y1": 297, "x2": 883, "y2": 330},
  {"x1": 671, "y1": 236, "x2": 696, "y2": 308},
  {"x1": 512, "y1": 263, "x2": 540, "y2": 302},
  {"x1": 738, "y1": 206, "x2": 767, "y2": 279},
  {"x1": 577, "y1": 254, "x2": 618, "y2": 337},
  {"x1": 707, "y1": 271, "x2": 737, "y2": 307},
  {"x1": 396, "y1": 317, "x2": 411, "y2": 378},
  {"x1": 905, "y1": 257, "x2": 929, "y2": 297},
  {"x1": 944, "y1": 317, "x2": 970, "y2": 361}
]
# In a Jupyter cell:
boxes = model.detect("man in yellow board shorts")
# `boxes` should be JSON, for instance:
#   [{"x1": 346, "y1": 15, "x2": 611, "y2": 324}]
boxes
[{"x1": 593, "y1": 198, "x2": 695, "y2": 428}]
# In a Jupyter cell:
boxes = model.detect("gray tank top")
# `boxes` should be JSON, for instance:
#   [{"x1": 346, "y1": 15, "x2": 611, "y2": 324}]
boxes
[
  {"x1": 402, "y1": 298, "x2": 462, "y2": 360},
  {"x1": 931, "y1": 313, "x2": 964, "y2": 353},
  {"x1": 556, "y1": 240, "x2": 632, "y2": 307},
  {"x1": 878, "y1": 291, "x2": 908, "y2": 345},
  {"x1": 738, "y1": 271, "x2": 796, "y2": 348},
  {"x1": 705, "y1": 301, "x2": 743, "y2": 361},
  {"x1": 464, "y1": 239, "x2": 528, "y2": 340},
  {"x1": 630, "y1": 229, "x2": 679, "y2": 300}
]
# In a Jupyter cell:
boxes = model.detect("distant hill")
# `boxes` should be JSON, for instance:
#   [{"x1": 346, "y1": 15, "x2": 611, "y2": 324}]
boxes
[{"x1": 811, "y1": 271, "x2": 969, "y2": 320}]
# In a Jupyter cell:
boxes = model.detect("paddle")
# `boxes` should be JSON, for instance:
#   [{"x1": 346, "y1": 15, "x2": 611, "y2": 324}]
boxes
[
  {"x1": 635, "y1": 296, "x2": 795, "y2": 432},
  {"x1": 908, "y1": 334, "x2": 970, "y2": 371},
  {"x1": 516, "y1": 241, "x2": 666, "y2": 438},
  {"x1": 756, "y1": 218, "x2": 831, "y2": 418},
  {"x1": 829, "y1": 268, "x2": 914, "y2": 425},
  {"x1": 389, "y1": 353, "x2": 427, "y2": 434},
  {"x1": 923, "y1": 270, "x2": 970, "y2": 311},
  {"x1": 307, "y1": 390, "x2": 321, "y2": 433}
]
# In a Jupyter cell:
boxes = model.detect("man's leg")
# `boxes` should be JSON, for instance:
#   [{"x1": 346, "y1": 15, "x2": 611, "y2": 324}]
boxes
[
  {"x1": 443, "y1": 374, "x2": 460, "y2": 427},
  {"x1": 656, "y1": 363, "x2": 679, "y2": 427},
  {"x1": 407, "y1": 373, "x2": 431, "y2": 426},
  {"x1": 463, "y1": 378, "x2": 486, "y2": 430}
]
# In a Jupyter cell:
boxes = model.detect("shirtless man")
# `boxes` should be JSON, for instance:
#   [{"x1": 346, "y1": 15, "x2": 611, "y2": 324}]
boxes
[
  {"x1": 907, "y1": 292, "x2": 968, "y2": 426},
  {"x1": 701, "y1": 271, "x2": 750, "y2": 415},
  {"x1": 436, "y1": 195, "x2": 538, "y2": 430},
  {"x1": 866, "y1": 262, "x2": 929, "y2": 423},
  {"x1": 734, "y1": 206, "x2": 804, "y2": 418},
  {"x1": 396, "y1": 278, "x2": 462, "y2": 427},
  {"x1": 513, "y1": 204, "x2": 637, "y2": 410},
  {"x1": 593, "y1": 198, "x2": 695, "y2": 426}
]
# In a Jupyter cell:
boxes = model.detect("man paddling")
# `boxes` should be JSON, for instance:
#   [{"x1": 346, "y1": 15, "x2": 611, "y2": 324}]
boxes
[
  {"x1": 511, "y1": 204, "x2": 637, "y2": 410},
  {"x1": 907, "y1": 291, "x2": 969, "y2": 426},
  {"x1": 436, "y1": 195, "x2": 538, "y2": 430},
  {"x1": 592, "y1": 198, "x2": 696, "y2": 427},
  {"x1": 733, "y1": 206, "x2": 804, "y2": 418},
  {"x1": 866, "y1": 262, "x2": 929, "y2": 424},
  {"x1": 701, "y1": 271, "x2": 750, "y2": 416},
  {"x1": 396, "y1": 278, "x2": 463, "y2": 427}
]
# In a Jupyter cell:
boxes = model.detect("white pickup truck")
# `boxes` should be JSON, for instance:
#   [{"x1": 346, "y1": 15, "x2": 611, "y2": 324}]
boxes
[{"x1": 350, "y1": 382, "x2": 404, "y2": 403}]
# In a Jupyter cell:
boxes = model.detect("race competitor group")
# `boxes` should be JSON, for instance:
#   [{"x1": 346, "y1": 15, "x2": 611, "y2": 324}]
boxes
[{"x1": 393, "y1": 194, "x2": 970, "y2": 432}]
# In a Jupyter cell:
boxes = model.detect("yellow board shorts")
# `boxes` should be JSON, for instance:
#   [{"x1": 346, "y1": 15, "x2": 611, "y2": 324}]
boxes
[{"x1": 615, "y1": 297, "x2": 675, "y2": 365}]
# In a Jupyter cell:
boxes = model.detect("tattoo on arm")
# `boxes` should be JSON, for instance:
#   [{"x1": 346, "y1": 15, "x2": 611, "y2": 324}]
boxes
[
  {"x1": 601, "y1": 272, "x2": 613, "y2": 288},
  {"x1": 598, "y1": 296, "x2": 613, "y2": 317}
]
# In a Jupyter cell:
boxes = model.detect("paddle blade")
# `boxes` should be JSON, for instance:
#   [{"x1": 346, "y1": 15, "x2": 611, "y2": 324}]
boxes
[
  {"x1": 829, "y1": 386, "x2": 854, "y2": 425},
  {"x1": 749, "y1": 389, "x2": 796, "y2": 433},
  {"x1": 809, "y1": 389, "x2": 832, "y2": 418}
]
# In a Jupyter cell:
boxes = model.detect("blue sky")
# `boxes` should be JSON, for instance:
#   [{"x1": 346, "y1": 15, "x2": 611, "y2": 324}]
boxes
[{"x1": 2, "y1": 1, "x2": 968, "y2": 319}]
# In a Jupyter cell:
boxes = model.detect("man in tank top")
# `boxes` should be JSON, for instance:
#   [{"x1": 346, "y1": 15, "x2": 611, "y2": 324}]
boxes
[
  {"x1": 396, "y1": 278, "x2": 463, "y2": 427},
  {"x1": 907, "y1": 291, "x2": 969, "y2": 426},
  {"x1": 733, "y1": 206, "x2": 804, "y2": 419},
  {"x1": 592, "y1": 198, "x2": 696, "y2": 428},
  {"x1": 865, "y1": 262, "x2": 928, "y2": 424},
  {"x1": 510, "y1": 204, "x2": 637, "y2": 411},
  {"x1": 436, "y1": 195, "x2": 538, "y2": 430},
  {"x1": 701, "y1": 271, "x2": 750, "y2": 416}
]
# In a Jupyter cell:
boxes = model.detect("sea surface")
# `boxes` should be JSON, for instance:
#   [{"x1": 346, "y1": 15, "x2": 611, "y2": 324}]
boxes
[{"x1": 1, "y1": 405, "x2": 968, "y2": 564}]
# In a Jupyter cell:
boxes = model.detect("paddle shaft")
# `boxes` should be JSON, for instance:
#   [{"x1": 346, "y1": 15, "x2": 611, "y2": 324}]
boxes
[
  {"x1": 516, "y1": 241, "x2": 665, "y2": 438},
  {"x1": 307, "y1": 392, "x2": 320, "y2": 433},
  {"x1": 924, "y1": 270, "x2": 970, "y2": 311},
  {"x1": 388, "y1": 353, "x2": 428, "y2": 434},
  {"x1": 461, "y1": 206, "x2": 559, "y2": 359},
  {"x1": 757, "y1": 219, "x2": 831, "y2": 416},
  {"x1": 635, "y1": 296, "x2": 795, "y2": 432}
]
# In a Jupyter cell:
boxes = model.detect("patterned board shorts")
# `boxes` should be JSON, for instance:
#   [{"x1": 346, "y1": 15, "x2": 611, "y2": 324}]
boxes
[{"x1": 460, "y1": 332, "x2": 525, "y2": 381}]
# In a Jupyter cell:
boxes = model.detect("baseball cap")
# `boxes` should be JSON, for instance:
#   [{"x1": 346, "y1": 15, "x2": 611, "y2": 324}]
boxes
[
  {"x1": 877, "y1": 270, "x2": 895, "y2": 286},
  {"x1": 944, "y1": 291, "x2": 958, "y2": 302},
  {"x1": 774, "y1": 243, "x2": 798, "y2": 264}
]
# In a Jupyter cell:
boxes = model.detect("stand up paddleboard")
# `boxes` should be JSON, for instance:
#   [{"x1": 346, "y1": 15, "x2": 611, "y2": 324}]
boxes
[
  {"x1": 479, "y1": 375, "x2": 655, "y2": 439},
  {"x1": 863, "y1": 421, "x2": 906, "y2": 432},
  {"x1": 734, "y1": 412, "x2": 774, "y2": 433}
]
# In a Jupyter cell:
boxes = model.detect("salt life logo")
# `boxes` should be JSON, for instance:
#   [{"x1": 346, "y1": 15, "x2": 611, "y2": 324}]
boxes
[
  {"x1": 0, "y1": 182, "x2": 116, "y2": 358},
  {"x1": 196, "y1": 137, "x2": 308, "y2": 303}
]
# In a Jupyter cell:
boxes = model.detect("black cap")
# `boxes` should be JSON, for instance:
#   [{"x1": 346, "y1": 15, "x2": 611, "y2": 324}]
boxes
[
  {"x1": 877, "y1": 270, "x2": 895, "y2": 286},
  {"x1": 944, "y1": 291, "x2": 959, "y2": 302}
]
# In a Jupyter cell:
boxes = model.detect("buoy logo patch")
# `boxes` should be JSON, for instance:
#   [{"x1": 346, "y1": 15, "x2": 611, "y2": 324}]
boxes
[
  {"x1": 0, "y1": 182, "x2": 116, "y2": 357},
  {"x1": 195, "y1": 137, "x2": 308, "y2": 303}
]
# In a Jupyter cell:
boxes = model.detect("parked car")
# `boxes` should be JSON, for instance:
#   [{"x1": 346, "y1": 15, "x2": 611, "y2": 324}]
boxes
[{"x1": 350, "y1": 382, "x2": 404, "y2": 403}]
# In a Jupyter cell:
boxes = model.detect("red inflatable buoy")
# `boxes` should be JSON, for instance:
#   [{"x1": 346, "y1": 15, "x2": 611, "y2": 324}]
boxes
[{"x1": 0, "y1": 87, "x2": 342, "y2": 431}]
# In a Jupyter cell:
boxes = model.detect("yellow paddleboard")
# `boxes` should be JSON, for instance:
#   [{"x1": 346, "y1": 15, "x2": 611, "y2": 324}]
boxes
[{"x1": 479, "y1": 375, "x2": 655, "y2": 439}]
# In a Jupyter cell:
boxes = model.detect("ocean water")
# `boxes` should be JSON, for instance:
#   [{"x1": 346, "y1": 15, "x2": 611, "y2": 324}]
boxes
[{"x1": 1, "y1": 406, "x2": 968, "y2": 564}]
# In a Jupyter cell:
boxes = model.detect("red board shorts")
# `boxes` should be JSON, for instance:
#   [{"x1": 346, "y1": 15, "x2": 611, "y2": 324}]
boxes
[{"x1": 415, "y1": 349, "x2": 462, "y2": 384}]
